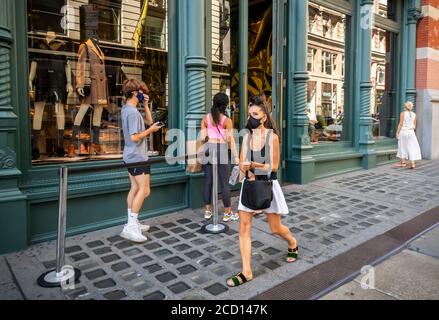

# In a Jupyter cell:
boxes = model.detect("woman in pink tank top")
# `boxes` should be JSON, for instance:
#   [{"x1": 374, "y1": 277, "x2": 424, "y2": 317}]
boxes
[
  {"x1": 201, "y1": 93, "x2": 240, "y2": 222},
  {"x1": 206, "y1": 112, "x2": 228, "y2": 142}
]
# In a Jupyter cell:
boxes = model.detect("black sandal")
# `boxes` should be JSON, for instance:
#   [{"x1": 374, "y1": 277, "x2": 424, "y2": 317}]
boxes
[
  {"x1": 227, "y1": 272, "x2": 252, "y2": 287},
  {"x1": 287, "y1": 246, "x2": 299, "y2": 263}
]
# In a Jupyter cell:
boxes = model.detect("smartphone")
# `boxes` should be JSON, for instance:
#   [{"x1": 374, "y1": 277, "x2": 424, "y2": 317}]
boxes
[{"x1": 156, "y1": 122, "x2": 165, "y2": 127}]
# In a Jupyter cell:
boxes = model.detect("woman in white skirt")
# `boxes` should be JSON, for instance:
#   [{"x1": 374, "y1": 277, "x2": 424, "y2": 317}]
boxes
[
  {"x1": 396, "y1": 101, "x2": 422, "y2": 169},
  {"x1": 226, "y1": 96, "x2": 298, "y2": 288}
]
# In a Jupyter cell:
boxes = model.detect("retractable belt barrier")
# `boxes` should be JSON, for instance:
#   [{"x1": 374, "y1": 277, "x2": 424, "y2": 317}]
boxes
[{"x1": 37, "y1": 154, "x2": 228, "y2": 288}]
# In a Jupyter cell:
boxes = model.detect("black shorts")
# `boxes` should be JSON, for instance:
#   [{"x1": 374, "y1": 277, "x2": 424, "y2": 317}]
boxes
[{"x1": 127, "y1": 165, "x2": 151, "y2": 176}]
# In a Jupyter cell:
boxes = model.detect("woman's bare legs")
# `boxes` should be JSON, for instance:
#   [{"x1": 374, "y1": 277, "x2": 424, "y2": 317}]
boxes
[
  {"x1": 266, "y1": 213, "x2": 298, "y2": 262},
  {"x1": 227, "y1": 211, "x2": 254, "y2": 286}
]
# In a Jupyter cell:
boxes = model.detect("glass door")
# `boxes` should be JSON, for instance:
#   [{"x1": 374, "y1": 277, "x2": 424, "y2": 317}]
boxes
[
  {"x1": 245, "y1": 0, "x2": 286, "y2": 182},
  {"x1": 211, "y1": 0, "x2": 287, "y2": 180},
  {"x1": 271, "y1": 0, "x2": 287, "y2": 182},
  {"x1": 239, "y1": 0, "x2": 287, "y2": 180}
]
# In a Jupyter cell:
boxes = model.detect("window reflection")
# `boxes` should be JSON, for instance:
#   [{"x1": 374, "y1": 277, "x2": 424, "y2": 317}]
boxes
[
  {"x1": 28, "y1": 0, "x2": 170, "y2": 165},
  {"x1": 307, "y1": 3, "x2": 347, "y2": 144}
]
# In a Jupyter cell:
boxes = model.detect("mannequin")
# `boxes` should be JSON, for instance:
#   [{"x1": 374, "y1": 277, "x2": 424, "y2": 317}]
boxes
[
  {"x1": 106, "y1": 62, "x2": 127, "y2": 97},
  {"x1": 29, "y1": 31, "x2": 74, "y2": 159},
  {"x1": 68, "y1": 36, "x2": 108, "y2": 157}
]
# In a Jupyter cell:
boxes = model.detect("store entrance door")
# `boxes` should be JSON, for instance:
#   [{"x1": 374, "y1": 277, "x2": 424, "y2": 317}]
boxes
[{"x1": 240, "y1": 0, "x2": 287, "y2": 183}]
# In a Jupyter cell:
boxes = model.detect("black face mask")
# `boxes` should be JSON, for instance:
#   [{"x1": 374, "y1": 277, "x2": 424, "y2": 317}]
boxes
[{"x1": 246, "y1": 116, "x2": 262, "y2": 131}]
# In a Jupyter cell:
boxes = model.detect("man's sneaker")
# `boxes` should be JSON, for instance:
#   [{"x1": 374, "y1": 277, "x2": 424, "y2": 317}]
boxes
[
  {"x1": 137, "y1": 221, "x2": 150, "y2": 232},
  {"x1": 223, "y1": 212, "x2": 232, "y2": 222},
  {"x1": 120, "y1": 224, "x2": 148, "y2": 243},
  {"x1": 231, "y1": 212, "x2": 239, "y2": 221},
  {"x1": 205, "y1": 210, "x2": 212, "y2": 220}
]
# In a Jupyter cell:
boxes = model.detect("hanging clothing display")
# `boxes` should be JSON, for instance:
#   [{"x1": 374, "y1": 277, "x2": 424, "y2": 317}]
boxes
[
  {"x1": 76, "y1": 38, "x2": 108, "y2": 105},
  {"x1": 31, "y1": 39, "x2": 69, "y2": 104}
]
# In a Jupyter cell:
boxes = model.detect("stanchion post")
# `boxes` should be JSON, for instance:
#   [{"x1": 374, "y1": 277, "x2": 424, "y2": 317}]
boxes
[
  {"x1": 212, "y1": 151, "x2": 219, "y2": 227},
  {"x1": 56, "y1": 166, "x2": 68, "y2": 275},
  {"x1": 201, "y1": 149, "x2": 229, "y2": 234},
  {"x1": 37, "y1": 166, "x2": 81, "y2": 288}
]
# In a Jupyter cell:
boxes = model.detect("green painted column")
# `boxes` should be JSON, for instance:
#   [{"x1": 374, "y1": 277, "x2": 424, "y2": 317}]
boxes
[
  {"x1": 286, "y1": 0, "x2": 314, "y2": 184},
  {"x1": 239, "y1": 0, "x2": 248, "y2": 128},
  {"x1": 358, "y1": 0, "x2": 376, "y2": 169},
  {"x1": 185, "y1": 0, "x2": 208, "y2": 209},
  {"x1": 405, "y1": 0, "x2": 422, "y2": 109},
  {"x1": 185, "y1": 0, "x2": 207, "y2": 125},
  {"x1": 0, "y1": 0, "x2": 28, "y2": 254},
  {"x1": 205, "y1": 0, "x2": 212, "y2": 111}
]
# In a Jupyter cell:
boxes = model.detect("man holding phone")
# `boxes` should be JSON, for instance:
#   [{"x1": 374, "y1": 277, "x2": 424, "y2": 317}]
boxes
[{"x1": 120, "y1": 79, "x2": 162, "y2": 243}]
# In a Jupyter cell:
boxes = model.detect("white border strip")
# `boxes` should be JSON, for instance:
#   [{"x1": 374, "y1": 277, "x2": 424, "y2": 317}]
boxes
[
  {"x1": 417, "y1": 47, "x2": 439, "y2": 62},
  {"x1": 422, "y1": 5, "x2": 439, "y2": 20}
]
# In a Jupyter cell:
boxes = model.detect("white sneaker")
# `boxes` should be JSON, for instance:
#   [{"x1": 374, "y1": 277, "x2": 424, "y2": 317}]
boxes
[
  {"x1": 120, "y1": 223, "x2": 148, "y2": 243},
  {"x1": 223, "y1": 212, "x2": 239, "y2": 222},
  {"x1": 223, "y1": 212, "x2": 232, "y2": 222},
  {"x1": 137, "y1": 220, "x2": 150, "y2": 232},
  {"x1": 204, "y1": 211, "x2": 212, "y2": 220},
  {"x1": 231, "y1": 212, "x2": 240, "y2": 221}
]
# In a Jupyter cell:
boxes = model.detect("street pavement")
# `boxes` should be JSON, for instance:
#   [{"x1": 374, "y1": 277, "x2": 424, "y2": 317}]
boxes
[
  {"x1": 321, "y1": 225, "x2": 439, "y2": 300},
  {"x1": 1, "y1": 160, "x2": 438, "y2": 300}
]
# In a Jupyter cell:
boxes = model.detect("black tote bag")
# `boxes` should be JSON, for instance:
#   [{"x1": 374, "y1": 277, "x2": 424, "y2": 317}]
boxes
[{"x1": 241, "y1": 173, "x2": 273, "y2": 210}]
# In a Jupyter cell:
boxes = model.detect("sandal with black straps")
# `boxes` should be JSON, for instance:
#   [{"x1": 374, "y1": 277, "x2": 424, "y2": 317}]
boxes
[
  {"x1": 226, "y1": 272, "x2": 252, "y2": 287},
  {"x1": 287, "y1": 246, "x2": 299, "y2": 263}
]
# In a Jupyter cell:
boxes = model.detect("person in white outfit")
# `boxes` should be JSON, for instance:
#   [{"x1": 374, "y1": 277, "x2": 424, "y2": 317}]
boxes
[
  {"x1": 396, "y1": 101, "x2": 422, "y2": 169},
  {"x1": 226, "y1": 95, "x2": 298, "y2": 288}
]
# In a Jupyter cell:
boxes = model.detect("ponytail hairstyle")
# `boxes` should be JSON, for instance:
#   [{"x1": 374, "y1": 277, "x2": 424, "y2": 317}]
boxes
[
  {"x1": 211, "y1": 92, "x2": 229, "y2": 126},
  {"x1": 404, "y1": 101, "x2": 414, "y2": 120},
  {"x1": 249, "y1": 94, "x2": 282, "y2": 144},
  {"x1": 404, "y1": 101, "x2": 414, "y2": 112}
]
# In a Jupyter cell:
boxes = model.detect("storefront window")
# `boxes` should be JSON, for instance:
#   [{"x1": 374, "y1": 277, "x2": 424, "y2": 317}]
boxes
[
  {"x1": 371, "y1": 28, "x2": 397, "y2": 140},
  {"x1": 211, "y1": 0, "x2": 238, "y2": 127},
  {"x1": 28, "y1": 0, "x2": 66, "y2": 35},
  {"x1": 371, "y1": 0, "x2": 399, "y2": 140},
  {"x1": 89, "y1": 0, "x2": 122, "y2": 43},
  {"x1": 28, "y1": 0, "x2": 169, "y2": 165},
  {"x1": 307, "y1": 3, "x2": 348, "y2": 144}
]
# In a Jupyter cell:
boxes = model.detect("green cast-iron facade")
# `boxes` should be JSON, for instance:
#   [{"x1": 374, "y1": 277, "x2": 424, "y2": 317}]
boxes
[{"x1": 0, "y1": 0, "x2": 421, "y2": 254}]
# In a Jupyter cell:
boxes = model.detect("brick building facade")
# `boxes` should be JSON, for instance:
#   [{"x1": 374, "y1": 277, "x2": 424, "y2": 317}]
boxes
[{"x1": 417, "y1": 0, "x2": 439, "y2": 159}]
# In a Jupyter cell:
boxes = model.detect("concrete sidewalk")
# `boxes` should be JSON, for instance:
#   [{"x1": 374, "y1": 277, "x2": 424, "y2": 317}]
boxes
[
  {"x1": 321, "y1": 225, "x2": 439, "y2": 300},
  {"x1": 1, "y1": 161, "x2": 438, "y2": 300}
]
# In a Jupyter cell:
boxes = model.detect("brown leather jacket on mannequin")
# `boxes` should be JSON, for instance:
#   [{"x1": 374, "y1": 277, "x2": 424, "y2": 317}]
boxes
[{"x1": 76, "y1": 38, "x2": 108, "y2": 105}]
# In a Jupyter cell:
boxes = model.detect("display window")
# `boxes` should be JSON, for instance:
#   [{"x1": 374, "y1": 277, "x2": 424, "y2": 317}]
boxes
[
  {"x1": 371, "y1": 0, "x2": 399, "y2": 140},
  {"x1": 27, "y1": 0, "x2": 169, "y2": 165},
  {"x1": 307, "y1": 2, "x2": 349, "y2": 144}
]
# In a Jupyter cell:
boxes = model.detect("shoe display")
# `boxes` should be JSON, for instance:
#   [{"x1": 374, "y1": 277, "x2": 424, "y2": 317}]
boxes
[
  {"x1": 67, "y1": 144, "x2": 77, "y2": 158},
  {"x1": 91, "y1": 143, "x2": 105, "y2": 155},
  {"x1": 32, "y1": 148, "x2": 40, "y2": 160},
  {"x1": 54, "y1": 147, "x2": 66, "y2": 157}
]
